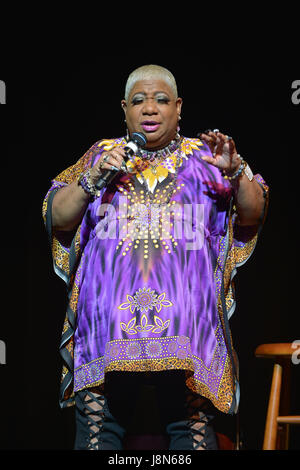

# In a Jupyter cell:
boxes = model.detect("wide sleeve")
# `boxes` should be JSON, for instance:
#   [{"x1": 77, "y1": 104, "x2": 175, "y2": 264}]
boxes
[
  {"x1": 42, "y1": 140, "x2": 103, "y2": 285},
  {"x1": 222, "y1": 173, "x2": 269, "y2": 316}
]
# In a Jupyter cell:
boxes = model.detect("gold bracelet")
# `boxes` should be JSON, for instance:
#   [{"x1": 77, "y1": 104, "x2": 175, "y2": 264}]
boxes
[{"x1": 223, "y1": 158, "x2": 246, "y2": 181}]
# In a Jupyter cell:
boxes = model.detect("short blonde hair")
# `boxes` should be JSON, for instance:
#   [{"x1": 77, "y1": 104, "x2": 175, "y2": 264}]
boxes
[{"x1": 124, "y1": 64, "x2": 178, "y2": 101}]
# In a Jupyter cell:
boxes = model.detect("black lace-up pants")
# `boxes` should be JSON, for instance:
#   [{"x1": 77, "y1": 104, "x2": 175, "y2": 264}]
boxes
[{"x1": 74, "y1": 370, "x2": 218, "y2": 450}]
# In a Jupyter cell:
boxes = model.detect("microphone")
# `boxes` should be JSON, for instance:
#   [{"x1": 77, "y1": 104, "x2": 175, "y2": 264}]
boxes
[{"x1": 95, "y1": 132, "x2": 147, "y2": 190}]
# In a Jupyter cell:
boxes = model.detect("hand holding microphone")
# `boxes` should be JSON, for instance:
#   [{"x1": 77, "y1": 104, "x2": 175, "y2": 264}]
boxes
[
  {"x1": 91, "y1": 147, "x2": 127, "y2": 181},
  {"x1": 91, "y1": 132, "x2": 147, "y2": 191}
]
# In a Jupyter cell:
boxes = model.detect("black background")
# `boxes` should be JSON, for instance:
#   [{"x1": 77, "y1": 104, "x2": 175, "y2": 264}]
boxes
[{"x1": 0, "y1": 39, "x2": 299, "y2": 452}]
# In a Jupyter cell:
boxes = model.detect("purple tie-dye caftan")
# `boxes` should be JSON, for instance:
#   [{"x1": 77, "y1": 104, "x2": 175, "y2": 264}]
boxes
[{"x1": 42, "y1": 136, "x2": 268, "y2": 414}]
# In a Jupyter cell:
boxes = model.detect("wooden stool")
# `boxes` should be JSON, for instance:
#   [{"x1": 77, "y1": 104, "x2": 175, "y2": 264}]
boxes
[{"x1": 255, "y1": 343, "x2": 300, "y2": 450}]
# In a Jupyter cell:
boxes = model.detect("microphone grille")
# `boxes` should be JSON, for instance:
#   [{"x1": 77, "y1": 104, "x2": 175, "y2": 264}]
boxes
[{"x1": 131, "y1": 132, "x2": 147, "y2": 149}]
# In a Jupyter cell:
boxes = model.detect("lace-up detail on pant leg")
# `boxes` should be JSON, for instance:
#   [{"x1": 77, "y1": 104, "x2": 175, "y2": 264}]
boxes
[
  {"x1": 82, "y1": 390, "x2": 106, "y2": 450},
  {"x1": 165, "y1": 390, "x2": 218, "y2": 450},
  {"x1": 74, "y1": 388, "x2": 126, "y2": 450},
  {"x1": 185, "y1": 391, "x2": 216, "y2": 450}
]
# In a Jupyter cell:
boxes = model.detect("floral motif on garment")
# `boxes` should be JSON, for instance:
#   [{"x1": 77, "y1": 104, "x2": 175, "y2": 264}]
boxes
[
  {"x1": 118, "y1": 287, "x2": 172, "y2": 335},
  {"x1": 118, "y1": 287, "x2": 172, "y2": 314}
]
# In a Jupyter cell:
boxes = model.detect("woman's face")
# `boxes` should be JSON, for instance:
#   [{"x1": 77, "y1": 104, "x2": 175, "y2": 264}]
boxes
[{"x1": 121, "y1": 79, "x2": 182, "y2": 150}]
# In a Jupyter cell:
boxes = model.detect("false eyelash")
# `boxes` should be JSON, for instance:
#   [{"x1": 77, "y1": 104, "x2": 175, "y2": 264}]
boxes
[
  {"x1": 131, "y1": 96, "x2": 170, "y2": 105},
  {"x1": 156, "y1": 97, "x2": 170, "y2": 104},
  {"x1": 131, "y1": 95, "x2": 145, "y2": 105}
]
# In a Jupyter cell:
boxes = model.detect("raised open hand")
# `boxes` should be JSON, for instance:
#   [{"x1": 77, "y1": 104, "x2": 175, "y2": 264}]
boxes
[{"x1": 200, "y1": 129, "x2": 241, "y2": 175}]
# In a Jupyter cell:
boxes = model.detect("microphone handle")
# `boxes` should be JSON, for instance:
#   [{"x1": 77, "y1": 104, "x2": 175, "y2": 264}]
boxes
[
  {"x1": 95, "y1": 169, "x2": 118, "y2": 190},
  {"x1": 95, "y1": 151, "x2": 131, "y2": 191}
]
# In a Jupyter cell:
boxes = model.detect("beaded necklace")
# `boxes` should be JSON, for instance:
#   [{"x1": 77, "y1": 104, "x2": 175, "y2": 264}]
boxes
[
  {"x1": 138, "y1": 136, "x2": 181, "y2": 163},
  {"x1": 136, "y1": 135, "x2": 182, "y2": 177},
  {"x1": 138, "y1": 136, "x2": 183, "y2": 205}
]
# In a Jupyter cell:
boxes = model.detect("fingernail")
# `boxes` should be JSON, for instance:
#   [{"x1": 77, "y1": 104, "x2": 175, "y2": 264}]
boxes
[{"x1": 111, "y1": 165, "x2": 119, "y2": 171}]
